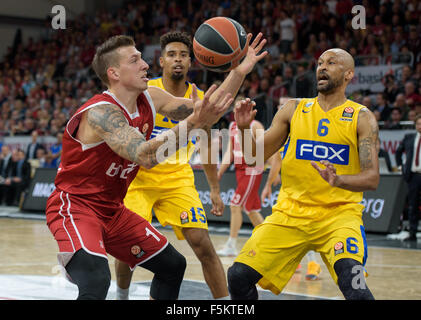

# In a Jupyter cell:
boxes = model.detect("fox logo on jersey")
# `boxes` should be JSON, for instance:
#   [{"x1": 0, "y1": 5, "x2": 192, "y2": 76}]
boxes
[{"x1": 296, "y1": 139, "x2": 350, "y2": 165}]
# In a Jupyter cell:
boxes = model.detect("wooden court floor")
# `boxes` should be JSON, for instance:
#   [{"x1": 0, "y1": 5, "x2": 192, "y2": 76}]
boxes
[{"x1": 1, "y1": 216, "x2": 421, "y2": 300}]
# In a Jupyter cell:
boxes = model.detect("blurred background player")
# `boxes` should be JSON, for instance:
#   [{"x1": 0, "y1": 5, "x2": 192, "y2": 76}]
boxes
[
  {"x1": 115, "y1": 31, "x2": 268, "y2": 300},
  {"x1": 216, "y1": 100, "x2": 265, "y2": 257},
  {"x1": 261, "y1": 146, "x2": 321, "y2": 280}
]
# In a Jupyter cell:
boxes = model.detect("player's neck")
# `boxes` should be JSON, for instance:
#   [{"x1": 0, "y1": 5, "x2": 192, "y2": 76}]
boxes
[
  {"x1": 108, "y1": 86, "x2": 140, "y2": 113},
  {"x1": 162, "y1": 76, "x2": 188, "y2": 97},
  {"x1": 317, "y1": 90, "x2": 348, "y2": 111}
]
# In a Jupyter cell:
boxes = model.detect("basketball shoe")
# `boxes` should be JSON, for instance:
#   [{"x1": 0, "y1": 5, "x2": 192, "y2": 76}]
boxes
[{"x1": 305, "y1": 261, "x2": 321, "y2": 280}]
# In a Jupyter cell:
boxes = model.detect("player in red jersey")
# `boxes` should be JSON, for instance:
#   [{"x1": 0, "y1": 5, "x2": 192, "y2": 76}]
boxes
[
  {"x1": 46, "y1": 34, "x2": 267, "y2": 300},
  {"x1": 217, "y1": 114, "x2": 265, "y2": 257}
]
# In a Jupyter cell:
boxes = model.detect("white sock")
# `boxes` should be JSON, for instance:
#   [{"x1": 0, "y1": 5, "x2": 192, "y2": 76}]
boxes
[
  {"x1": 306, "y1": 250, "x2": 316, "y2": 262},
  {"x1": 116, "y1": 286, "x2": 130, "y2": 300},
  {"x1": 215, "y1": 295, "x2": 231, "y2": 300},
  {"x1": 227, "y1": 237, "x2": 237, "y2": 247}
]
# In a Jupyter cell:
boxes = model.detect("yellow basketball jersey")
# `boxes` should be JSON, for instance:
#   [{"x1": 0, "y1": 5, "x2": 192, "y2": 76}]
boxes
[
  {"x1": 273, "y1": 97, "x2": 365, "y2": 218},
  {"x1": 132, "y1": 77, "x2": 204, "y2": 188}
]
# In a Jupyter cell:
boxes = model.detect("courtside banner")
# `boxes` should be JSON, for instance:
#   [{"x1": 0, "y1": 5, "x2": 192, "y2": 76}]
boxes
[
  {"x1": 21, "y1": 168, "x2": 406, "y2": 233},
  {"x1": 194, "y1": 170, "x2": 406, "y2": 233},
  {"x1": 22, "y1": 168, "x2": 57, "y2": 211},
  {"x1": 346, "y1": 64, "x2": 403, "y2": 94}
]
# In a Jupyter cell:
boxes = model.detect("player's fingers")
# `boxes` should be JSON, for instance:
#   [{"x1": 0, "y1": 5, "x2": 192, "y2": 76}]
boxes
[
  {"x1": 255, "y1": 37, "x2": 267, "y2": 53},
  {"x1": 256, "y1": 50, "x2": 269, "y2": 61},
  {"x1": 191, "y1": 83, "x2": 198, "y2": 102},
  {"x1": 320, "y1": 160, "x2": 330, "y2": 167},
  {"x1": 245, "y1": 33, "x2": 253, "y2": 47},
  {"x1": 217, "y1": 93, "x2": 233, "y2": 111},
  {"x1": 203, "y1": 84, "x2": 217, "y2": 104},
  {"x1": 311, "y1": 161, "x2": 323, "y2": 173},
  {"x1": 250, "y1": 32, "x2": 263, "y2": 49}
]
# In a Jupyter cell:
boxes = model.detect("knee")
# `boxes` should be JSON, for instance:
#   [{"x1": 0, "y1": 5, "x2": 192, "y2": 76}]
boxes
[
  {"x1": 157, "y1": 245, "x2": 187, "y2": 281},
  {"x1": 66, "y1": 250, "x2": 111, "y2": 300},
  {"x1": 227, "y1": 262, "x2": 261, "y2": 300},
  {"x1": 184, "y1": 229, "x2": 214, "y2": 260},
  {"x1": 334, "y1": 258, "x2": 374, "y2": 300},
  {"x1": 171, "y1": 250, "x2": 187, "y2": 279}
]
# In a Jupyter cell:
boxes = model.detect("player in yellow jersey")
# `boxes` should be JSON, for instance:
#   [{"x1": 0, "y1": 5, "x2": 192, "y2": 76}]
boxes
[
  {"x1": 228, "y1": 48, "x2": 379, "y2": 300},
  {"x1": 114, "y1": 31, "x2": 268, "y2": 300},
  {"x1": 261, "y1": 147, "x2": 321, "y2": 280}
]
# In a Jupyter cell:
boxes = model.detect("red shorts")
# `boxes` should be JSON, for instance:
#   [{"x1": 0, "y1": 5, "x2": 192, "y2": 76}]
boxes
[
  {"x1": 46, "y1": 190, "x2": 168, "y2": 270},
  {"x1": 230, "y1": 168, "x2": 263, "y2": 213}
]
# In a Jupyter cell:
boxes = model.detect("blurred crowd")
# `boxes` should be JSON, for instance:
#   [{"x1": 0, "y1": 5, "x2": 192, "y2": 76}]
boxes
[{"x1": 0, "y1": 0, "x2": 419, "y2": 137}]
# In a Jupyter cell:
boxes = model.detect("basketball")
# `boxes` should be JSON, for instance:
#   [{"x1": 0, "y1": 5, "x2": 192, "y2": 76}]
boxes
[{"x1": 193, "y1": 17, "x2": 249, "y2": 73}]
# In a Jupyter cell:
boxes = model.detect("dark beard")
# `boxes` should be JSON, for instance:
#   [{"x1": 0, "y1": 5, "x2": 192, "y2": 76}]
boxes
[
  {"x1": 317, "y1": 77, "x2": 343, "y2": 94},
  {"x1": 171, "y1": 72, "x2": 184, "y2": 81}
]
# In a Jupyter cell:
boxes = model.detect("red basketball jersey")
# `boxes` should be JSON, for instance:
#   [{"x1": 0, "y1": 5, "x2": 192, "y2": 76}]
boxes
[
  {"x1": 53, "y1": 90, "x2": 156, "y2": 217},
  {"x1": 229, "y1": 120, "x2": 257, "y2": 170}
]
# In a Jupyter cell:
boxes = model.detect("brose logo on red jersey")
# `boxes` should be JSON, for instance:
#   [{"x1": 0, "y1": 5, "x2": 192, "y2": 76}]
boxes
[{"x1": 106, "y1": 162, "x2": 138, "y2": 179}]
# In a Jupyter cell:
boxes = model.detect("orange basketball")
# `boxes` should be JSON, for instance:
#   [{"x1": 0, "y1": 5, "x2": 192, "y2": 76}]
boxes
[{"x1": 193, "y1": 17, "x2": 249, "y2": 73}]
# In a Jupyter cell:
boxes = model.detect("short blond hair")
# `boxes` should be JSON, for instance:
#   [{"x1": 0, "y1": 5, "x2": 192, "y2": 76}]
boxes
[{"x1": 91, "y1": 35, "x2": 135, "y2": 86}]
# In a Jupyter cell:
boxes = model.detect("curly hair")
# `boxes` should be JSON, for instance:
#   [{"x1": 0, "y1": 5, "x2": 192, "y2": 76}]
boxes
[{"x1": 160, "y1": 31, "x2": 192, "y2": 54}]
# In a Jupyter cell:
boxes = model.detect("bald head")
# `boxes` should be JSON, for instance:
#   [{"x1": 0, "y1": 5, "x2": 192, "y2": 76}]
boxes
[
  {"x1": 316, "y1": 48, "x2": 355, "y2": 94},
  {"x1": 322, "y1": 48, "x2": 355, "y2": 71}
]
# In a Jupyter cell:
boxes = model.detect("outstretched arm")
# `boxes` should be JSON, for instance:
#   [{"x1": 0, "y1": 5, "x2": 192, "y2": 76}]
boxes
[
  {"x1": 150, "y1": 33, "x2": 268, "y2": 120},
  {"x1": 234, "y1": 98, "x2": 296, "y2": 166},
  {"x1": 311, "y1": 108, "x2": 380, "y2": 191},
  {"x1": 85, "y1": 84, "x2": 233, "y2": 169}
]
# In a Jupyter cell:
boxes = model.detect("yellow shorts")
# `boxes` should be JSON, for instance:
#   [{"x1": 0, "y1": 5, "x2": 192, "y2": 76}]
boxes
[
  {"x1": 234, "y1": 204, "x2": 367, "y2": 295},
  {"x1": 124, "y1": 185, "x2": 207, "y2": 240}
]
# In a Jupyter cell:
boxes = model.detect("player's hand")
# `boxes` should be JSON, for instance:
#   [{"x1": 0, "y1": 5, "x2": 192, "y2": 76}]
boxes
[
  {"x1": 311, "y1": 160, "x2": 340, "y2": 187},
  {"x1": 210, "y1": 189, "x2": 224, "y2": 216},
  {"x1": 260, "y1": 184, "x2": 272, "y2": 203},
  {"x1": 189, "y1": 84, "x2": 233, "y2": 128},
  {"x1": 234, "y1": 98, "x2": 257, "y2": 130},
  {"x1": 235, "y1": 33, "x2": 268, "y2": 76}
]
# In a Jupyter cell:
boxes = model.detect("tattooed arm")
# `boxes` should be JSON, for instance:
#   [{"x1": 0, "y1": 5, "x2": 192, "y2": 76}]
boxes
[
  {"x1": 311, "y1": 107, "x2": 380, "y2": 191},
  {"x1": 147, "y1": 86, "x2": 193, "y2": 120},
  {"x1": 85, "y1": 104, "x2": 193, "y2": 168},
  {"x1": 83, "y1": 84, "x2": 233, "y2": 169}
]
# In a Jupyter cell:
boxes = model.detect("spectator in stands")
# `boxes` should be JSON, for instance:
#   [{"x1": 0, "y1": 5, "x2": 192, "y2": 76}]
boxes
[
  {"x1": 374, "y1": 93, "x2": 392, "y2": 121},
  {"x1": 395, "y1": 114, "x2": 421, "y2": 241},
  {"x1": 0, "y1": 149, "x2": 31, "y2": 206},
  {"x1": 25, "y1": 130, "x2": 45, "y2": 161},
  {"x1": 407, "y1": 25, "x2": 420, "y2": 57},
  {"x1": 384, "y1": 107, "x2": 404, "y2": 130},
  {"x1": 278, "y1": 10, "x2": 295, "y2": 54},
  {"x1": 47, "y1": 132, "x2": 63, "y2": 168},
  {"x1": 404, "y1": 81, "x2": 421, "y2": 107},
  {"x1": 394, "y1": 93, "x2": 410, "y2": 120},
  {"x1": 362, "y1": 96, "x2": 373, "y2": 111},
  {"x1": 383, "y1": 74, "x2": 400, "y2": 104},
  {"x1": 408, "y1": 109, "x2": 417, "y2": 122},
  {"x1": 378, "y1": 139, "x2": 393, "y2": 173},
  {"x1": 0, "y1": 145, "x2": 12, "y2": 183},
  {"x1": 411, "y1": 62, "x2": 421, "y2": 86},
  {"x1": 295, "y1": 65, "x2": 312, "y2": 98},
  {"x1": 415, "y1": 101, "x2": 421, "y2": 116}
]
